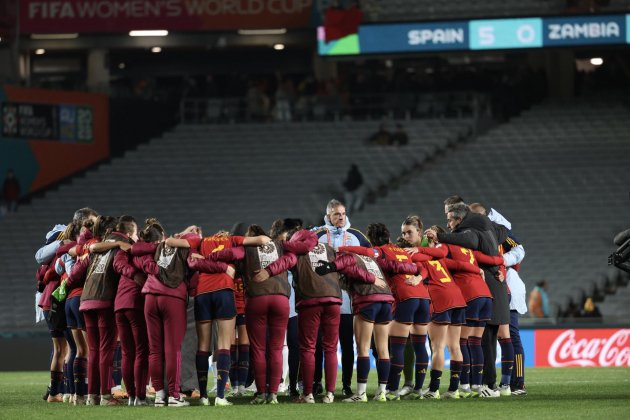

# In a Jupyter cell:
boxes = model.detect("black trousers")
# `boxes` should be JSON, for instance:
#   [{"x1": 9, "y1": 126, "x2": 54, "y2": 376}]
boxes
[
  {"x1": 482, "y1": 323, "x2": 499, "y2": 387},
  {"x1": 314, "y1": 313, "x2": 354, "y2": 387},
  {"x1": 287, "y1": 316, "x2": 300, "y2": 391}
]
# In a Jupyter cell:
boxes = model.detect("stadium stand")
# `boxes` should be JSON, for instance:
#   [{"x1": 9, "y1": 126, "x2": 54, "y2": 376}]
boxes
[
  {"x1": 350, "y1": 99, "x2": 630, "y2": 318},
  {"x1": 0, "y1": 118, "x2": 472, "y2": 332}
]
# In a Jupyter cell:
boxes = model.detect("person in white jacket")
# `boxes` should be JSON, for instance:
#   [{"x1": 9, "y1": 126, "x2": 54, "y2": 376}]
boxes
[{"x1": 312, "y1": 199, "x2": 371, "y2": 397}]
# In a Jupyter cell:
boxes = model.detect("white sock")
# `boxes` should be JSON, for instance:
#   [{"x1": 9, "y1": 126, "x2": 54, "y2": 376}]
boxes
[
  {"x1": 281, "y1": 344, "x2": 289, "y2": 385},
  {"x1": 378, "y1": 383, "x2": 387, "y2": 393},
  {"x1": 156, "y1": 389, "x2": 165, "y2": 399},
  {"x1": 357, "y1": 383, "x2": 367, "y2": 395}
]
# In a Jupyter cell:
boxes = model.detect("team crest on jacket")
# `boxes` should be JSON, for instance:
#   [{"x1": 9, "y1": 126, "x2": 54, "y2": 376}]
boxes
[
  {"x1": 357, "y1": 255, "x2": 381, "y2": 277},
  {"x1": 308, "y1": 244, "x2": 328, "y2": 272},
  {"x1": 93, "y1": 249, "x2": 114, "y2": 274},
  {"x1": 257, "y1": 243, "x2": 279, "y2": 269},
  {"x1": 157, "y1": 245, "x2": 177, "y2": 269}
]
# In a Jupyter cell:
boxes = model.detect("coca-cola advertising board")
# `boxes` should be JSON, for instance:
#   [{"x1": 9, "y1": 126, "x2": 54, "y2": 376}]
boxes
[{"x1": 535, "y1": 329, "x2": 630, "y2": 368}]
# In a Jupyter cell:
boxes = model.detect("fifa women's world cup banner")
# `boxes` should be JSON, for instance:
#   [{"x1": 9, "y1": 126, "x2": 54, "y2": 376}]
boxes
[
  {"x1": 0, "y1": 86, "x2": 108, "y2": 196},
  {"x1": 20, "y1": 0, "x2": 314, "y2": 33}
]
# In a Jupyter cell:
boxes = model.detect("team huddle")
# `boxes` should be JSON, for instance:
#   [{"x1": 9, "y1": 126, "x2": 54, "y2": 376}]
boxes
[{"x1": 35, "y1": 196, "x2": 528, "y2": 407}]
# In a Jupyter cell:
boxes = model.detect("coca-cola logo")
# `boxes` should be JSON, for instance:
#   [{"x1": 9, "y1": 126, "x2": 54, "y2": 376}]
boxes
[{"x1": 547, "y1": 329, "x2": 630, "y2": 367}]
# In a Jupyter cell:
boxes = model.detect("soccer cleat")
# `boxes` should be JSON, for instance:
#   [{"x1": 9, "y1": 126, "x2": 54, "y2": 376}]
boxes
[
  {"x1": 74, "y1": 395, "x2": 86, "y2": 406},
  {"x1": 267, "y1": 394, "x2": 279, "y2": 404},
  {"x1": 200, "y1": 397, "x2": 210, "y2": 406},
  {"x1": 342, "y1": 385, "x2": 353, "y2": 397},
  {"x1": 154, "y1": 395, "x2": 166, "y2": 407},
  {"x1": 278, "y1": 381, "x2": 288, "y2": 395},
  {"x1": 343, "y1": 393, "x2": 368, "y2": 403},
  {"x1": 250, "y1": 394, "x2": 267, "y2": 405},
  {"x1": 112, "y1": 387, "x2": 128, "y2": 399},
  {"x1": 62, "y1": 393, "x2": 71, "y2": 403},
  {"x1": 511, "y1": 386, "x2": 528, "y2": 396},
  {"x1": 477, "y1": 385, "x2": 500, "y2": 398},
  {"x1": 215, "y1": 397, "x2": 233, "y2": 406},
  {"x1": 323, "y1": 392, "x2": 335, "y2": 404},
  {"x1": 442, "y1": 390, "x2": 460, "y2": 399},
  {"x1": 458, "y1": 385, "x2": 472, "y2": 398},
  {"x1": 168, "y1": 396, "x2": 190, "y2": 407},
  {"x1": 385, "y1": 391, "x2": 400, "y2": 401},
  {"x1": 47, "y1": 393, "x2": 63, "y2": 403},
  {"x1": 297, "y1": 394, "x2": 315, "y2": 404},
  {"x1": 134, "y1": 397, "x2": 148, "y2": 406},
  {"x1": 190, "y1": 389, "x2": 201, "y2": 399},
  {"x1": 43, "y1": 386, "x2": 51, "y2": 401},
  {"x1": 423, "y1": 390, "x2": 440, "y2": 399},
  {"x1": 404, "y1": 390, "x2": 424, "y2": 400},
  {"x1": 100, "y1": 395, "x2": 123, "y2": 406},
  {"x1": 313, "y1": 382, "x2": 324, "y2": 396},
  {"x1": 146, "y1": 385, "x2": 156, "y2": 397},
  {"x1": 398, "y1": 385, "x2": 414, "y2": 397},
  {"x1": 228, "y1": 388, "x2": 242, "y2": 398},
  {"x1": 373, "y1": 391, "x2": 387, "y2": 402},
  {"x1": 497, "y1": 384, "x2": 511, "y2": 396},
  {"x1": 86, "y1": 394, "x2": 99, "y2": 405},
  {"x1": 128, "y1": 397, "x2": 135, "y2": 406}
]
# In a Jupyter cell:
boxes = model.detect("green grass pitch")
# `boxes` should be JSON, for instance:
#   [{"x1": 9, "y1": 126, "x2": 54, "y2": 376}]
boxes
[{"x1": 1, "y1": 368, "x2": 629, "y2": 419}]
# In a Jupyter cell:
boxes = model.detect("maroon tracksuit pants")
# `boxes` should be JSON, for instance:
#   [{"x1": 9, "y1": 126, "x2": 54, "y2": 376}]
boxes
[
  {"x1": 83, "y1": 308, "x2": 117, "y2": 395},
  {"x1": 144, "y1": 294, "x2": 187, "y2": 398},
  {"x1": 299, "y1": 304, "x2": 341, "y2": 394},
  {"x1": 245, "y1": 295, "x2": 289, "y2": 394},
  {"x1": 115, "y1": 307, "x2": 149, "y2": 399}
]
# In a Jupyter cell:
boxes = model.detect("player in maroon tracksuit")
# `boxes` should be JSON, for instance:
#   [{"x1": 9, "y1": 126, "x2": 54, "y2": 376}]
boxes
[
  {"x1": 252, "y1": 229, "x2": 343, "y2": 403},
  {"x1": 190, "y1": 232, "x2": 306, "y2": 405},
  {"x1": 133, "y1": 227, "x2": 224, "y2": 407},
  {"x1": 316, "y1": 234, "x2": 419, "y2": 403},
  {"x1": 79, "y1": 216, "x2": 135, "y2": 405},
  {"x1": 113, "y1": 219, "x2": 163, "y2": 406}
]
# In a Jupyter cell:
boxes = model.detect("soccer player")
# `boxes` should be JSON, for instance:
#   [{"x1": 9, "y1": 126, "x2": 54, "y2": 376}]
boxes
[
  {"x1": 66, "y1": 216, "x2": 119, "y2": 405},
  {"x1": 112, "y1": 218, "x2": 152, "y2": 406},
  {"x1": 134, "y1": 226, "x2": 214, "y2": 407},
  {"x1": 339, "y1": 222, "x2": 430, "y2": 401},
  {"x1": 430, "y1": 202, "x2": 512, "y2": 396},
  {"x1": 407, "y1": 220, "x2": 502, "y2": 398},
  {"x1": 406, "y1": 229, "x2": 474, "y2": 399},
  {"x1": 42, "y1": 222, "x2": 79, "y2": 403},
  {"x1": 253, "y1": 229, "x2": 342, "y2": 404},
  {"x1": 80, "y1": 216, "x2": 136, "y2": 406},
  {"x1": 180, "y1": 228, "x2": 269, "y2": 406}
]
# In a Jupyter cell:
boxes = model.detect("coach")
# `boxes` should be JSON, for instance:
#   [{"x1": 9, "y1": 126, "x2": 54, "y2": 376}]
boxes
[{"x1": 313, "y1": 199, "x2": 371, "y2": 396}]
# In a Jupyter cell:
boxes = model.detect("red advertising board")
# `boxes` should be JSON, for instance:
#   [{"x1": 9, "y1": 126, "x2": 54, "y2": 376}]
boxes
[
  {"x1": 535, "y1": 329, "x2": 630, "y2": 368},
  {"x1": 20, "y1": 0, "x2": 313, "y2": 33}
]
